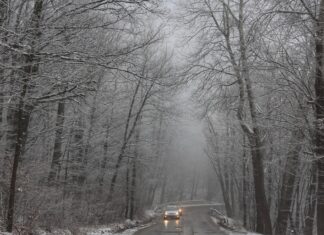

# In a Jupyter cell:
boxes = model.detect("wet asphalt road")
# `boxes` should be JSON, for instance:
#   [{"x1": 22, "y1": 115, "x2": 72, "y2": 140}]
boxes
[{"x1": 135, "y1": 206, "x2": 228, "y2": 235}]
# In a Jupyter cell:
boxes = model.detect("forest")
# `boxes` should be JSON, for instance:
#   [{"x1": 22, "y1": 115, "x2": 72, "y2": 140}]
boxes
[{"x1": 0, "y1": 1, "x2": 324, "y2": 235}]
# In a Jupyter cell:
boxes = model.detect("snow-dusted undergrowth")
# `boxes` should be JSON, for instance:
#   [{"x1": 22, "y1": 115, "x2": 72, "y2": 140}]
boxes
[
  {"x1": 86, "y1": 227, "x2": 138, "y2": 235},
  {"x1": 85, "y1": 220, "x2": 153, "y2": 235},
  {"x1": 210, "y1": 216, "x2": 262, "y2": 235}
]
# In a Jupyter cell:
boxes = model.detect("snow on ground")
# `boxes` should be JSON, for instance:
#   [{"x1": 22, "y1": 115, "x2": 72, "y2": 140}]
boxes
[
  {"x1": 4, "y1": 215, "x2": 155, "y2": 235},
  {"x1": 210, "y1": 216, "x2": 262, "y2": 235},
  {"x1": 220, "y1": 228, "x2": 261, "y2": 235},
  {"x1": 30, "y1": 222, "x2": 152, "y2": 235},
  {"x1": 86, "y1": 227, "x2": 137, "y2": 235},
  {"x1": 85, "y1": 222, "x2": 153, "y2": 235},
  {"x1": 144, "y1": 210, "x2": 156, "y2": 219},
  {"x1": 0, "y1": 209, "x2": 156, "y2": 235},
  {"x1": 84, "y1": 217, "x2": 154, "y2": 235}
]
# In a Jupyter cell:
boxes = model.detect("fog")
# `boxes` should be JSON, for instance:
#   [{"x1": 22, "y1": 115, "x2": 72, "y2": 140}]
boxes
[{"x1": 1, "y1": 1, "x2": 321, "y2": 234}]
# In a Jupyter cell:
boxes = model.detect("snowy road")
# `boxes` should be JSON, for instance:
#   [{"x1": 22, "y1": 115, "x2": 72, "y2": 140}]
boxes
[{"x1": 135, "y1": 206, "x2": 228, "y2": 235}]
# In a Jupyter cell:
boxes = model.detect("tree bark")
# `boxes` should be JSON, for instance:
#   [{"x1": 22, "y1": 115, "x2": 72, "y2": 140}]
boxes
[
  {"x1": 315, "y1": 1, "x2": 324, "y2": 234},
  {"x1": 0, "y1": 0, "x2": 8, "y2": 28},
  {"x1": 0, "y1": 0, "x2": 8, "y2": 134},
  {"x1": 129, "y1": 124, "x2": 140, "y2": 220},
  {"x1": 242, "y1": 135, "x2": 247, "y2": 227},
  {"x1": 206, "y1": 1, "x2": 272, "y2": 231},
  {"x1": 237, "y1": 1, "x2": 272, "y2": 232},
  {"x1": 107, "y1": 79, "x2": 141, "y2": 201},
  {"x1": 190, "y1": 168, "x2": 197, "y2": 201},
  {"x1": 241, "y1": 54, "x2": 272, "y2": 234},
  {"x1": 98, "y1": 80, "x2": 116, "y2": 187},
  {"x1": 304, "y1": 162, "x2": 317, "y2": 235},
  {"x1": 48, "y1": 101, "x2": 65, "y2": 184},
  {"x1": 78, "y1": 81, "x2": 102, "y2": 186},
  {"x1": 108, "y1": 76, "x2": 154, "y2": 201},
  {"x1": 6, "y1": 86, "x2": 31, "y2": 232},
  {"x1": 6, "y1": 0, "x2": 43, "y2": 231},
  {"x1": 275, "y1": 130, "x2": 302, "y2": 235},
  {"x1": 159, "y1": 172, "x2": 167, "y2": 204},
  {"x1": 206, "y1": 117, "x2": 233, "y2": 217},
  {"x1": 125, "y1": 157, "x2": 130, "y2": 219}
]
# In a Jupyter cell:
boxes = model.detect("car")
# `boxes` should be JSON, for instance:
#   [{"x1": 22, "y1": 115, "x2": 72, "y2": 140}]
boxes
[{"x1": 164, "y1": 205, "x2": 180, "y2": 220}]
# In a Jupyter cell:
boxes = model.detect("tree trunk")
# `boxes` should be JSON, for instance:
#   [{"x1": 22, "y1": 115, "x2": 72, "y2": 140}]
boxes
[
  {"x1": 230, "y1": 175, "x2": 235, "y2": 217},
  {"x1": 130, "y1": 126, "x2": 139, "y2": 220},
  {"x1": 6, "y1": 0, "x2": 43, "y2": 231},
  {"x1": 159, "y1": 173, "x2": 167, "y2": 204},
  {"x1": 98, "y1": 97, "x2": 115, "y2": 187},
  {"x1": 208, "y1": 154, "x2": 233, "y2": 217},
  {"x1": 0, "y1": 0, "x2": 11, "y2": 215},
  {"x1": 129, "y1": 157, "x2": 137, "y2": 220},
  {"x1": 215, "y1": 1, "x2": 272, "y2": 232},
  {"x1": 69, "y1": 118, "x2": 85, "y2": 191},
  {"x1": 0, "y1": 0, "x2": 8, "y2": 137},
  {"x1": 238, "y1": 0, "x2": 272, "y2": 230},
  {"x1": 247, "y1": 126, "x2": 272, "y2": 235},
  {"x1": 6, "y1": 88, "x2": 31, "y2": 232},
  {"x1": 108, "y1": 77, "x2": 154, "y2": 201},
  {"x1": 315, "y1": 1, "x2": 324, "y2": 234},
  {"x1": 242, "y1": 62, "x2": 272, "y2": 234},
  {"x1": 275, "y1": 130, "x2": 302, "y2": 235},
  {"x1": 216, "y1": 165, "x2": 233, "y2": 217},
  {"x1": 242, "y1": 135, "x2": 247, "y2": 227},
  {"x1": 190, "y1": 169, "x2": 196, "y2": 200},
  {"x1": 78, "y1": 81, "x2": 102, "y2": 186},
  {"x1": 125, "y1": 158, "x2": 130, "y2": 219},
  {"x1": 206, "y1": 117, "x2": 233, "y2": 217},
  {"x1": 148, "y1": 184, "x2": 158, "y2": 206},
  {"x1": 145, "y1": 113, "x2": 163, "y2": 206},
  {"x1": 304, "y1": 162, "x2": 317, "y2": 235},
  {"x1": 108, "y1": 79, "x2": 141, "y2": 200},
  {"x1": 48, "y1": 101, "x2": 65, "y2": 184}
]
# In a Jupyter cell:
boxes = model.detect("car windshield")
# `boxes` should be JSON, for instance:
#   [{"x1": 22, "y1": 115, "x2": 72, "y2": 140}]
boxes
[{"x1": 166, "y1": 206, "x2": 178, "y2": 210}]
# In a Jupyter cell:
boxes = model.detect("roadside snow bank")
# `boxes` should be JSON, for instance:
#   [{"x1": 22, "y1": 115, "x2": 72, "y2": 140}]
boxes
[
  {"x1": 0, "y1": 210, "x2": 156, "y2": 235},
  {"x1": 86, "y1": 227, "x2": 137, "y2": 235},
  {"x1": 85, "y1": 221, "x2": 153, "y2": 235},
  {"x1": 144, "y1": 210, "x2": 155, "y2": 220},
  {"x1": 210, "y1": 216, "x2": 262, "y2": 235},
  {"x1": 30, "y1": 220, "x2": 152, "y2": 235},
  {"x1": 22, "y1": 217, "x2": 154, "y2": 235}
]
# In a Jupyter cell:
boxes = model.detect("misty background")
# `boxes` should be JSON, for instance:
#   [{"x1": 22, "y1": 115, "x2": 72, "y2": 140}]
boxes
[{"x1": 1, "y1": 1, "x2": 324, "y2": 235}]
